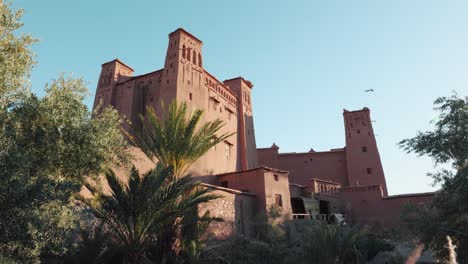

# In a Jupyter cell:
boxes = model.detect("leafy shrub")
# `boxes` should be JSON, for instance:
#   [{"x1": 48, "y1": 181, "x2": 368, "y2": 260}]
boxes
[
  {"x1": 355, "y1": 235, "x2": 394, "y2": 261},
  {"x1": 200, "y1": 236, "x2": 285, "y2": 264},
  {"x1": 200, "y1": 221, "x2": 394, "y2": 264}
]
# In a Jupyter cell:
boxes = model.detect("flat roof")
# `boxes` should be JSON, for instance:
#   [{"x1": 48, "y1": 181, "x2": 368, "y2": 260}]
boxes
[
  {"x1": 310, "y1": 178, "x2": 341, "y2": 185},
  {"x1": 215, "y1": 166, "x2": 289, "y2": 177},
  {"x1": 201, "y1": 183, "x2": 255, "y2": 196},
  {"x1": 343, "y1": 107, "x2": 370, "y2": 113},
  {"x1": 383, "y1": 191, "x2": 436, "y2": 200},
  {"x1": 203, "y1": 69, "x2": 238, "y2": 98},
  {"x1": 116, "y1": 69, "x2": 163, "y2": 85},
  {"x1": 169, "y1": 28, "x2": 203, "y2": 44},
  {"x1": 277, "y1": 148, "x2": 345, "y2": 156},
  {"x1": 223, "y1": 76, "x2": 254, "y2": 89},
  {"x1": 102, "y1": 58, "x2": 134, "y2": 71}
]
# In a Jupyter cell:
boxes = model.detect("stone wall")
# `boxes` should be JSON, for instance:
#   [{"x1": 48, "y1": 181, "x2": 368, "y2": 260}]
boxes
[{"x1": 198, "y1": 188, "x2": 255, "y2": 239}]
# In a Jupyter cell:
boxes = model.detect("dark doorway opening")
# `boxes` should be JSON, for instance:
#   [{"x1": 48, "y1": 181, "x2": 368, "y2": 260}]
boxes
[
  {"x1": 291, "y1": 198, "x2": 307, "y2": 219},
  {"x1": 291, "y1": 198, "x2": 306, "y2": 214},
  {"x1": 319, "y1": 200, "x2": 330, "y2": 215}
]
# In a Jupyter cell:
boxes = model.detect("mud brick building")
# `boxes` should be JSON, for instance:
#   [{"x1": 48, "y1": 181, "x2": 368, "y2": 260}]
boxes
[{"x1": 93, "y1": 28, "x2": 433, "y2": 238}]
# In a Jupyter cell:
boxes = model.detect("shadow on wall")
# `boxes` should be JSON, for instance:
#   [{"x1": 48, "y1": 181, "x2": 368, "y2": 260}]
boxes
[
  {"x1": 199, "y1": 188, "x2": 258, "y2": 240},
  {"x1": 243, "y1": 113, "x2": 257, "y2": 169}
]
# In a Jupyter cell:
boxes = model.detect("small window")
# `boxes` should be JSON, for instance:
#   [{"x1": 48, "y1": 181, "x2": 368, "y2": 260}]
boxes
[
  {"x1": 275, "y1": 194, "x2": 283, "y2": 207},
  {"x1": 362, "y1": 146, "x2": 367, "y2": 152},
  {"x1": 368, "y1": 131, "x2": 371, "y2": 136},
  {"x1": 186, "y1": 48, "x2": 191, "y2": 61},
  {"x1": 189, "y1": 93, "x2": 192, "y2": 101},
  {"x1": 198, "y1": 53, "x2": 202, "y2": 67},
  {"x1": 349, "y1": 132, "x2": 351, "y2": 138},
  {"x1": 357, "y1": 129, "x2": 361, "y2": 134},
  {"x1": 221, "y1": 181, "x2": 228, "y2": 188},
  {"x1": 193, "y1": 50, "x2": 197, "y2": 65},
  {"x1": 367, "y1": 168, "x2": 372, "y2": 175},
  {"x1": 210, "y1": 99, "x2": 218, "y2": 111},
  {"x1": 274, "y1": 174, "x2": 279, "y2": 181}
]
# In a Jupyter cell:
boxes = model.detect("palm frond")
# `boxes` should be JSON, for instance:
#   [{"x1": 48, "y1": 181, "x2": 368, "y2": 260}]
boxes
[
  {"x1": 79, "y1": 163, "x2": 219, "y2": 262},
  {"x1": 125, "y1": 100, "x2": 234, "y2": 178}
]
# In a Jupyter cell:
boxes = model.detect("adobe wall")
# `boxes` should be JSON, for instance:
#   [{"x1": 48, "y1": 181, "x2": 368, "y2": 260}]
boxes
[
  {"x1": 93, "y1": 59, "x2": 134, "y2": 112},
  {"x1": 160, "y1": 29, "x2": 240, "y2": 177},
  {"x1": 263, "y1": 170, "x2": 293, "y2": 220},
  {"x1": 224, "y1": 78, "x2": 258, "y2": 170},
  {"x1": 216, "y1": 168, "x2": 293, "y2": 221},
  {"x1": 113, "y1": 71, "x2": 163, "y2": 130},
  {"x1": 257, "y1": 108, "x2": 389, "y2": 197},
  {"x1": 184, "y1": 71, "x2": 239, "y2": 176},
  {"x1": 257, "y1": 147, "x2": 279, "y2": 169},
  {"x1": 315, "y1": 193, "x2": 345, "y2": 216},
  {"x1": 289, "y1": 184, "x2": 303, "y2": 198},
  {"x1": 267, "y1": 150, "x2": 348, "y2": 187},
  {"x1": 198, "y1": 188, "x2": 256, "y2": 239},
  {"x1": 330, "y1": 186, "x2": 434, "y2": 229},
  {"x1": 379, "y1": 193, "x2": 434, "y2": 228},
  {"x1": 93, "y1": 29, "x2": 254, "y2": 179},
  {"x1": 344, "y1": 109, "x2": 388, "y2": 195}
]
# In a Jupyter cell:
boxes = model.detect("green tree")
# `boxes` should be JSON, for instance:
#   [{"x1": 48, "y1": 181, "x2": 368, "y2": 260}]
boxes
[
  {"x1": 74, "y1": 165, "x2": 219, "y2": 264},
  {"x1": 125, "y1": 101, "x2": 234, "y2": 261},
  {"x1": 0, "y1": 4, "x2": 130, "y2": 262},
  {"x1": 399, "y1": 93, "x2": 468, "y2": 262},
  {"x1": 0, "y1": 75, "x2": 130, "y2": 263},
  {"x1": 127, "y1": 101, "x2": 234, "y2": 178},
  {"x1": 0, "y1": 0, "x2": 36, "y2": 99}
]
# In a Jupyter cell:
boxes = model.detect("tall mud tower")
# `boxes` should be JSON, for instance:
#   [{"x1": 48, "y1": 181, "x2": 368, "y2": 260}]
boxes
[{"x1": 344, "y1": 108, "x2": 388, "y2": 196}]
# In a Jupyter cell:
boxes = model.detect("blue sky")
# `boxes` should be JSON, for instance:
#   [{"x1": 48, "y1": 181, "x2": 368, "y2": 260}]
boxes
[{"x1": 13, "y1": 0, "x2": 467, "y2": 194}]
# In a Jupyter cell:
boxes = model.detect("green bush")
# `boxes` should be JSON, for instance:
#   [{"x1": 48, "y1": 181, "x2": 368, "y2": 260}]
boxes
[
  {"x1": 199, "y1": 221, "x2": 395, "y2": 264},
  {"x1": 200, "y1": 236, "x2": 286, "y2": 264}
]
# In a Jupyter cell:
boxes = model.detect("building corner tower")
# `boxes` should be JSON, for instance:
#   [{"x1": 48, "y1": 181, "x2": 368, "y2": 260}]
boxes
[
  {"x1": 343, "y1": 108, "x2": 388, "y2": 196},
  {"x1": 224, "y1": 77, "x2": 258, "y2": 170},
  {"x1": 93, "y1": 59, "x2": 134, "y2": 111}
]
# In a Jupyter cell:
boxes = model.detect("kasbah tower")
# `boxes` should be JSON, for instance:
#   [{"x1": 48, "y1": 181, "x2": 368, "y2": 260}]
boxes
[{"x1": 93, "y1": 28, "x2": 433, "y2": 238}]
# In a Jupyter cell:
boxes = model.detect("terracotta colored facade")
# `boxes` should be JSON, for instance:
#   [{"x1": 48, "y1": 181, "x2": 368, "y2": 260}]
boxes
[{"x1": 93, "y1": 28, "x2": 434, "y2": 238}]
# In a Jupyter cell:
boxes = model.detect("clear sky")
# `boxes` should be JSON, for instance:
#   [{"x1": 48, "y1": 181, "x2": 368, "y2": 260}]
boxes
[{"x1": 12, "y1": 0, "x2": 468, "y2": 195}]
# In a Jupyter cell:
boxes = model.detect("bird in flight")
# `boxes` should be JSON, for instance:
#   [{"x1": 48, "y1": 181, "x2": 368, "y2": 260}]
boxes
[{"x1": 364, "y1": 89, "x2": 374, "y2": 92}]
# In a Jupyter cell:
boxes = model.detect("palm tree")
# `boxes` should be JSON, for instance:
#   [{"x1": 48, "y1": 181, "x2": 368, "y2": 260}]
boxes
[
  {"x1": 75, "y1": 165, "x2": 219, "y2": 263},
  {"x1": 126, "y1": 100, "x2": 234, "y2": 178},
  {"x1": 124, "y1": 100, "x2": 233, "y2": 261}
]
